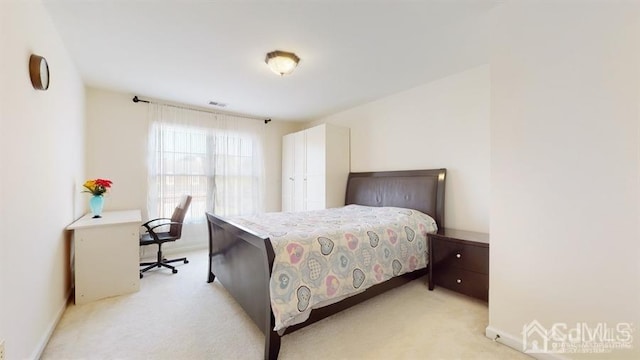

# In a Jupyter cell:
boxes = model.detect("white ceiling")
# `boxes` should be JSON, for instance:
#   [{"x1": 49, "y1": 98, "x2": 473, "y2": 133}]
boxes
[{"x1": 44, "y1": 0, "x2": 499, "y2": 121}]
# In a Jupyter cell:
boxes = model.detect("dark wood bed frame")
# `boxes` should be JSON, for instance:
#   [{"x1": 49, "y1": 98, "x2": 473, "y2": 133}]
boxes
[{"x1": 206, "y1": 169, "x2": 446, "y2": 359}]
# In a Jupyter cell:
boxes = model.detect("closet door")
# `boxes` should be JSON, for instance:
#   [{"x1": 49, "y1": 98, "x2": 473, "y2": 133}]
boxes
[
  {"x1": 293, "y1": 131, "x2": 306, "y2": 211},
  {"x1": 304, "y1": 125, "x2": 326, "y2": 211},
  {"x1": 282, "y1": 123, "x2": 348, "y2": 213},
  {"x1": 281, "y1": 133, "x2": 295, "y2": 212}
]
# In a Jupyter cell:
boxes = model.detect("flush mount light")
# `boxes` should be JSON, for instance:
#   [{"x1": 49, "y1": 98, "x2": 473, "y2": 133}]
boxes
[{"x1": 265, "y1": 50, "x2": 300, "y2": 76}]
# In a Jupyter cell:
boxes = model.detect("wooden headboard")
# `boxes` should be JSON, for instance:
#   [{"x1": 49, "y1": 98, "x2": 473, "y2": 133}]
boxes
[{"x1": 345, "y1": 169, "x2": 446, "y2": 228}]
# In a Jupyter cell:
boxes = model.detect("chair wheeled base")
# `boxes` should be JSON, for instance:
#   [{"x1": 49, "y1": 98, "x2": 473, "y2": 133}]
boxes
[{"x1": 139, "y1": 244, "x2": 189, "y2": 278}]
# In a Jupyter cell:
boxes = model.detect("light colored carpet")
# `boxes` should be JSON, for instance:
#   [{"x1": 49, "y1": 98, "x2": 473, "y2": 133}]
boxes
[{"x1": 42, "y1": 250, "x2": 530, "y2": 360}]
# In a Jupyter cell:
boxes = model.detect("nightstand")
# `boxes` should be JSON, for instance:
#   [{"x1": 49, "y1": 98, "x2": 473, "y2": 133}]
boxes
[{"x1": 428, "y1": 228, "x2": 490, "y2": 302}]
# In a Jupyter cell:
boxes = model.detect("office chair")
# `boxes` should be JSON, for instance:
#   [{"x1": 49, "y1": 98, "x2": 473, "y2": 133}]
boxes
[{"x1": 139, "y1": 195, "x2": 192, "y2": 278}]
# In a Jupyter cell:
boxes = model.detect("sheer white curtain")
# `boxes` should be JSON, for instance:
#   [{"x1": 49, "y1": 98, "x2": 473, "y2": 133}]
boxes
[{"x1": 147, "y1": 103, "x2": 266, "y2": 226}]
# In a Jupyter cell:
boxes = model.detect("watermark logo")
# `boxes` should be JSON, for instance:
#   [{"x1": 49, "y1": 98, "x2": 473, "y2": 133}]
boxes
[{"x1": 522, "y1": 320, "x2": 634, "y2": 354}]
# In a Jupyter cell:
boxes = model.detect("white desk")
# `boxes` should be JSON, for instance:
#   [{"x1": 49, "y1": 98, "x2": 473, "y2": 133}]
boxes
[{"x1": 67, "y1": 210, "x2": 141, "y2": 305}]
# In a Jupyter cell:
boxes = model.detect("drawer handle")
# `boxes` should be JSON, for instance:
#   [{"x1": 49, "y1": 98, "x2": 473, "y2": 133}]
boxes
[
  {"x1": 456, "y1": 279, "x2": 462, "y2": 284},
  {"x1": 456, "y1": 253, "x2": 462, "y2": 259}
]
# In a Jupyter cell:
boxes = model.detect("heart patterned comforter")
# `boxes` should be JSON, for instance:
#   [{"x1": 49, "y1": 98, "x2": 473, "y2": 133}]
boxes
[{"x1": 231, "y1": 204, "x2": 438, "y2": 331}]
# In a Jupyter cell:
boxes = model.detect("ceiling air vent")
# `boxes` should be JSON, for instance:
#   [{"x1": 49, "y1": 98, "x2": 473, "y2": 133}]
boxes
[{"x1": 209, "y1": 101, "x2": 227, "y2": 107}]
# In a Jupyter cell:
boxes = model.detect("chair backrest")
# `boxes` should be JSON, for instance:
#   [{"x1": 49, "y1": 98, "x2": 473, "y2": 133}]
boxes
[{"x1": 169, "y1": 195, "x2": 192, "y2": 237}]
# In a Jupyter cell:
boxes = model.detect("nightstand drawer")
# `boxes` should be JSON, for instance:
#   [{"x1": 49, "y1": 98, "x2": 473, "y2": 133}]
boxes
[
  {"x1": 431, "y1": 238, "x2": 488, "y2": 274},
  {"x1": 433, "y1": 268, "x2": 488, "y2": 302}
]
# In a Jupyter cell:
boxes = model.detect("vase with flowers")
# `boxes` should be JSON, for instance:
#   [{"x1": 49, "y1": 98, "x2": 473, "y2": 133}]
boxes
[{"x1": 83, "y1": 178, "x2": 113, "y2": 218}]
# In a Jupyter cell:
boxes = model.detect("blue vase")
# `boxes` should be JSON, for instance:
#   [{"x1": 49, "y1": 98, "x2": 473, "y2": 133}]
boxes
[{"x1": 90, "y1": 195, "x2": 105, "y2": 218}]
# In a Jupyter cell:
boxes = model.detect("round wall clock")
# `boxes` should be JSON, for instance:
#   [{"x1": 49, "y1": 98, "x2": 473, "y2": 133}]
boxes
[{"x1": 29, "y1": 54, "x2": 50, "y2": 90}]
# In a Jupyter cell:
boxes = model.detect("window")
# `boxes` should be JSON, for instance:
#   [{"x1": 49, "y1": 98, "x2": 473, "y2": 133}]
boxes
[{"x1": 148, "y1": 120, "x2": 264, "y2": 224}]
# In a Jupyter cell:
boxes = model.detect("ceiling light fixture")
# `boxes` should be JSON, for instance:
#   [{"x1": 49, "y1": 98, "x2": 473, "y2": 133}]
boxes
[{"x1": 265, "y1": 50, "x2": 300, "y2": 76}]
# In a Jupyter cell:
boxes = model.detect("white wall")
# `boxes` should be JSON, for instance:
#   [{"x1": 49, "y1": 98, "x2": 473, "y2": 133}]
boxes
[
  {"x1": 86, "y1": 88, "x2": 300, "y2": 254},
  {"x1": 488, "y1": 2, "x2": 640, "y2": 359},
  {"x1": 263, "y1": 120, "x2": 304, "y2": 212},
  {"x1": 85, "y1": 88, "x2": 149, "y2": 214},
  {"x1": 310, "y1": 65, "x2": 490, "y2": 232},
  {"x1": 0, "y1": 1, "x2": 85, "y2": 358}
]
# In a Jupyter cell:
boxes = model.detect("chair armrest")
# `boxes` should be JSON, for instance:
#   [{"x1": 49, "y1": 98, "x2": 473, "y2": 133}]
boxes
[
  {"x1": 141, "y1": 217, "x2": 172, "y2": 231},
  {"x1": 144, "y1": 222, "x2": 183, "y2": 242},
  {"x1": 147, "y1": 222, "x2": 182, "y2": 232}
]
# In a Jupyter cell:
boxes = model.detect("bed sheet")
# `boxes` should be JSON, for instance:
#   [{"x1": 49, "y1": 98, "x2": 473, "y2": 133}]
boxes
[{"x1": 231, "y1": 204, "x2": 437, "y2": 331}]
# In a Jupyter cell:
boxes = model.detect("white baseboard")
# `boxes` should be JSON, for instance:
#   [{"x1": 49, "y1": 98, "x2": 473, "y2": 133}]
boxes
[
  {"x1": 485, "y1": 326, "x2": 569, "y2": 360},
  {"x1": 31, "y1": 289, "x2": 72, "y2": 359}
]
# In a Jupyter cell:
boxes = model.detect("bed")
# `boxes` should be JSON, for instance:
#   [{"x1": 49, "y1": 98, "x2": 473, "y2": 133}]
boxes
[{"x1": 206, "y1": 169, "x2": 446, "y2": 359}]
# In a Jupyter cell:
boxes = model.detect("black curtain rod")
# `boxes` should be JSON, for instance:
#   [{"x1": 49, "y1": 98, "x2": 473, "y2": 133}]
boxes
[{"x1": 132, "y1": 96, "x2": 271, "y2": 124}]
